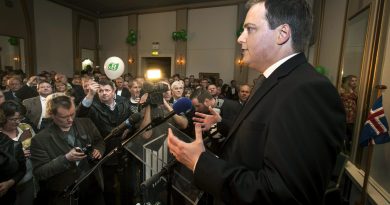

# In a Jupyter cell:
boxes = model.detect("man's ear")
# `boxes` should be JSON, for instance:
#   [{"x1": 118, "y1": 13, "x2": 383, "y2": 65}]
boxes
[{"x1": 276, "y1": 24, "x2": 291, "y2": 45}]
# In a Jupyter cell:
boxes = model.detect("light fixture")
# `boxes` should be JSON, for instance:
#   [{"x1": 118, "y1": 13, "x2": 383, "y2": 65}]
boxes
[
  {"x1": 128, "y1": 57, "x2": 135, "y2": 64},
  {"x1": 13, "y1": 57, "x2": 19, "y2": 61},
  {"x1": 237, "y1": 58, "x2": 244, "y2": 65},
  {"x1": 146, "y1": 69, "x2": 162, "y2": 81},
  {"x1": 151, "y1": 51, "x2": 159, "y2": 56},
  {"x1": 176, "y1": 56, "x2": 185, "y2": 65}
]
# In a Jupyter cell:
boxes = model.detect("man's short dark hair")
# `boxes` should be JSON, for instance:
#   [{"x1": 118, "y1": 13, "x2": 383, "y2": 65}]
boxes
[
  {"x1": 246, "y1": 0, "x2": 313, "y2": 52},
  {"x1": 190, "y1": 88, "x2": 213, "y2": 103},
  {"x1": 98, "y1": 79, "x2": 115, "y2": 90},
  {"x1": 47, "y1": 94, "x2": 73, "y2": 116},
  {"x1": 37, "y1": 80, "x2": 51, "y2": 88}
]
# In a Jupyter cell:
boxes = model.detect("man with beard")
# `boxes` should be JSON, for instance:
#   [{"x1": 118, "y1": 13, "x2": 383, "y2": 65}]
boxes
[{"x1": 189, "y1": 88, "x2": 241, "y2": 153}]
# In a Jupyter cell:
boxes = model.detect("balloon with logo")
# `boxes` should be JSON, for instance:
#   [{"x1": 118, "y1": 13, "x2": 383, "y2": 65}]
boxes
[{"x1": 104, "y1": 56, "x2": 125, "y2": 80}]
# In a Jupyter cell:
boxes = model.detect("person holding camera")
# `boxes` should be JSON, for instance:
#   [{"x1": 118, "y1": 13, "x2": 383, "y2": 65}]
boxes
[
  {"x1": 30, "y1": 94, "x2": 105, "y2": 205},
  {"x1": 76, "y1": 79, "x2": 137, "y2": 205}
]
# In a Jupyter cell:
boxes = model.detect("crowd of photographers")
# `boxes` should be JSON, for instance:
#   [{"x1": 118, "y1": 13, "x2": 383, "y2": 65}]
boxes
[{"x1": 0, "y1": 68, "x2": 252, "y2": 205}]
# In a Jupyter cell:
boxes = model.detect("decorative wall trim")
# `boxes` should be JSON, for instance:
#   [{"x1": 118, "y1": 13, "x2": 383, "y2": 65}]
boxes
[
  {"x1": 20, "y1": 0, "x2": 35, "y2": 76},
  {"x1": 73, "y1": 12, "x2": 99, "y2": 73}
]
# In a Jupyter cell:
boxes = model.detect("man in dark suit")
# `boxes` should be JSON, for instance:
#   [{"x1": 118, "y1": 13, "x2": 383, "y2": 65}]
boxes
[
  {"x1": 30, "y1": 94, "x2": 105, "y2": 205},
  {"x1": 167, "y1": 0, "x2": 345, "y2": 204},
  {"x1": 15, "y1": 76, "x2": 39, "y2": 101},
  {"x1": 4, "y1": 77, "x2": 23, "y2": 102},
  {"x1": 237, "y1": 84, "x2": 251, "y2": 106},
  {"x1": 114, "y1": 77, "x2": 131, "y2": 99},
  {"x1": 226, "y1": 80, "x2": 239, "y2": 100}
]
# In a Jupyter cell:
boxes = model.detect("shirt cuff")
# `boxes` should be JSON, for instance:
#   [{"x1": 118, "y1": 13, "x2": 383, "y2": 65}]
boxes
[{"x1": 82, "y1": 97, "x2": 93, "y2": 107}]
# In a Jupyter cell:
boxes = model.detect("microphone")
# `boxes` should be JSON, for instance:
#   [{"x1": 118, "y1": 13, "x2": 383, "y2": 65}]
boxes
[
  {"x1": 104, "y1": 112, "x2": 142, "y2": 141},
  {"x1": 149, "y1": 97, "x2": 193, "y2": 129}
]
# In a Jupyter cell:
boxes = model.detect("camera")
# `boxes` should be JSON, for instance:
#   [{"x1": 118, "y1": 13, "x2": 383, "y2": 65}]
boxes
[
  {"x1": 143, "y1": 82, "x2": 169, "y2": 106},
  {"x1": 76, "y1": 144, "x2": 93, "y2": 156}
]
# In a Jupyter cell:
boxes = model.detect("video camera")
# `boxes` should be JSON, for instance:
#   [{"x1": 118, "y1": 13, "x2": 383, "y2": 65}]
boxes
[{"x1": 142, "y1": 82, "x2": 169, "y2": 106}]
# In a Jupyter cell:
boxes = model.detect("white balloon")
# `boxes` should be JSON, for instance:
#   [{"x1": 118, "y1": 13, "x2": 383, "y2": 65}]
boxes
[{"x1": 104, "y1": 56, "x2": 125, "y2": 80}]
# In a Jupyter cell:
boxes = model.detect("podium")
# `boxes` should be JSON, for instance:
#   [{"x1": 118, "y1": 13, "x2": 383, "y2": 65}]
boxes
[{"x1": 125, "y1": 122, "x2": 203, "y2": 205}]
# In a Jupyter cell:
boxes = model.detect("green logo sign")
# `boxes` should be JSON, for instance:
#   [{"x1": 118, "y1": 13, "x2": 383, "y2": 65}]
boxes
[{"x1": 108, "y1": 63, "x2": 119, "y2": 71}]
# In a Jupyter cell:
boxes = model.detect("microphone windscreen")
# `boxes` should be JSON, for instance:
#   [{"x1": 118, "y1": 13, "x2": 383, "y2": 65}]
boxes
[
  {"x1": 172, "y1": 97, "x2": 192, "y2": 115},
  {"x1": 129, "y1": 112, "x2": 142, "y2": 124}
]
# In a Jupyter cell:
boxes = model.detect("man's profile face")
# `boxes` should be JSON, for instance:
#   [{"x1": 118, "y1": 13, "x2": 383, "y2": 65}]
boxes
[
  {"x1": 98, "y1": 84, "x2": 115, "y2": 104},
  {"x1": 52, "y1": 105, "x2": 75, "y2": 131},
  {"x1": 237, "y1": 2, "x2": 276, "y2": 71},
  {"x1": 191, "y1": 98, "x2": 208, "y2": 113}
]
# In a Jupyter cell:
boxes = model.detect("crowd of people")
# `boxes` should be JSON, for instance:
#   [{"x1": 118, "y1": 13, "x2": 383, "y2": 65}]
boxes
[{"x1": 0, "y1": 65, "x2": 253, "y2": 205}]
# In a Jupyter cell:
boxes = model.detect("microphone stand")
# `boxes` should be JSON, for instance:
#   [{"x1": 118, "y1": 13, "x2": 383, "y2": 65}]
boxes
[
  {"x1": 63, "y1": 116, "x2": 159, "y2": 205},
  {"x1": 140, "y1": 159, "x2": 177, "y2": 205}
]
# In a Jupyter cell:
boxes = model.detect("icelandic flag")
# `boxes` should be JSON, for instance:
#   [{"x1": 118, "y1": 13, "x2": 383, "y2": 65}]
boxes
[{"x1": 359, "y1": 96, "x2": 390, "y2": 146}]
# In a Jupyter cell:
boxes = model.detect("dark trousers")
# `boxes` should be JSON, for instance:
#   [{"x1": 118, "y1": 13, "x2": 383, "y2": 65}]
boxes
[
  {"x1": 103, "y1": 154, "x2": 142, "y2": 205},
  {"x1": 34, "y1": 175, "x2": 104, "y2": 205}
]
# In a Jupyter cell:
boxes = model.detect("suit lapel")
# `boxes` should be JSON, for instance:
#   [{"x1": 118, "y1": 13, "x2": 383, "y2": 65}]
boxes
[{"x1": 222, "y1": 53, "x2": 308, "y2": 148}]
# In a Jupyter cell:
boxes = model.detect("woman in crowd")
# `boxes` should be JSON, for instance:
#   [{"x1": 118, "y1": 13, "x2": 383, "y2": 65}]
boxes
[
  {"x1": 0, "y1": 130, "x2": 26, "y2": 205},
  {"x1": 0, "y1": 101, "x2": 36, "y2": 205},
  {"x1": 339, "y1": 75, "x2": 358, "y2": 152},
  {"x1": 128, "y1": 80, "x2": 142, "y2": 113},
  {"x1": 170, "y1": 80, "x2": 184, "y2": 103},
  {"x1": 54, "y1": 81, "x2": 67, "y2": 93}
]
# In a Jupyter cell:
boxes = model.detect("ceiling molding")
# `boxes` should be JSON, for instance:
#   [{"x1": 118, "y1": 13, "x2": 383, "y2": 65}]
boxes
[{"x1": 48, "y1": 0, "x2": 246, "y2": 18}]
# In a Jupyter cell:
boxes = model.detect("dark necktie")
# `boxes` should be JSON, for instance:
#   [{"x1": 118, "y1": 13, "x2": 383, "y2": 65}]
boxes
[{"x1": 248, "y1": 74, "x2": 266, "y2": 102}]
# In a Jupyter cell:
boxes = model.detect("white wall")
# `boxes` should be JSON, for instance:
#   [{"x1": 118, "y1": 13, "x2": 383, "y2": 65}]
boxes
[
  {"x1": 34, "y1": 0, "x2": 73, "y2": 76},
  {"x1": 99, "y1": 16, "x2": 128, "y2": 74},
  {"x1": 138, "y1": 11, "x2": 176, "y2": 76},
  {"x1": 187, "y1": 6, "x2": 237, "y2": 82},
  {"x1": 317, "y1": 0, "x2": 348, "y2": 84}
]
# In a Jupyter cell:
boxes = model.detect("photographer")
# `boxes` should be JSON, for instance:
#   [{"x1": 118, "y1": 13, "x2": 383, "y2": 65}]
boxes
[
  {"x1": 30, "y1": 94, "x2": 105, "y2": 205},
  {"x1": 140, "y1": 81, "x2": 188, "y2": 131},
  {"x1": 76, "y1": 79, "x2": 136, "y2": 205}
]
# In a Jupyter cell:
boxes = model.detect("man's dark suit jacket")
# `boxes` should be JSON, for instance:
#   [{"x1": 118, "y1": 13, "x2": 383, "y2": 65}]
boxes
[
  {"x1": 115, "y1": 88, "x2": 131, "y2": 99},
  {"x1": 217, "y1": 99, "x2": 241, "y2": 137},
  {"x1": 193, "y1": 53, "x2": 345, "y2": 204},
  {"x1": 22, "y1": 96, "x2": 42, "y2": 129},
  {"x1": 4, "y1": 91, "x2": 20, "y2": 102},
  {"x1": 30, "y1": 118, "x2": 105, "y2": 202},
  {"x1": 15, "y1": 85, "x2": 39, "y2": 101}
]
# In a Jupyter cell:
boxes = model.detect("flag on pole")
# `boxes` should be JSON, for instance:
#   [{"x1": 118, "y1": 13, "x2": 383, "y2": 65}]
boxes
[{"x1": 359, "y1": 96, "x2": 390, "y2": 146}]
